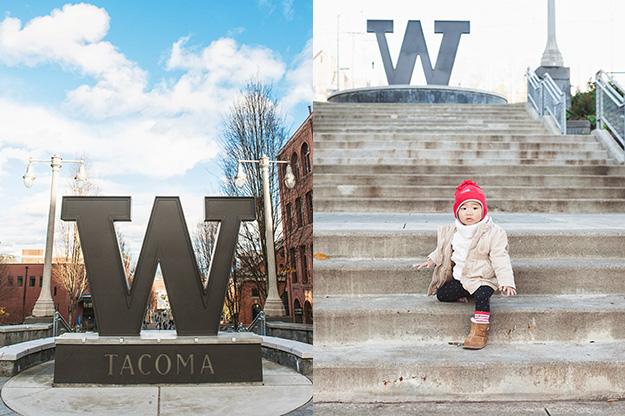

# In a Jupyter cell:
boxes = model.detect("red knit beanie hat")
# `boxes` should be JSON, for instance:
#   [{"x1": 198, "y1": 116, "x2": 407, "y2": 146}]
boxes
[{"x1": 454, "y1": 180, "x2": 487, "y2": 219}]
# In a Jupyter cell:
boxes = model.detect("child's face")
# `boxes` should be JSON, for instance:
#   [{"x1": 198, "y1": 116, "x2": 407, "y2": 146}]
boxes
[{"x1": 458, "y1": 201, "x2": 483, "y2": 225}]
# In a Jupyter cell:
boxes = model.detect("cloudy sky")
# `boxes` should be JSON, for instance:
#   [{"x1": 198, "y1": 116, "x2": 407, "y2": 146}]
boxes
[
  {"x1": 0, "y1": 1, "x2": 312, "y2": 259},
  {"x1": 314, "y1": 0, "x2": 625, "y2": 102}
]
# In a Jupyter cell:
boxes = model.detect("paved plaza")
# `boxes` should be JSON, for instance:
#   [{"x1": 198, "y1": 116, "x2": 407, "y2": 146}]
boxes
[{"x1": 0, "y1": 360, "x2": 312, "y2": 416}]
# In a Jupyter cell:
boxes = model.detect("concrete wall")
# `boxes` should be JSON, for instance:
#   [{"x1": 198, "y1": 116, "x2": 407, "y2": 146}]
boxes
[
  {"x1": 252, "y1": 322, "x2": 313, "y2": 344},
  {"x1": 267, "y1": 322, "x2": 313, "y2": 344},
  {"x1": 328, "y1": 85, "x2": 507, "y2": 104},
  {"x1": 0, "y1": 324, "x2": 52, "y2": 347}
]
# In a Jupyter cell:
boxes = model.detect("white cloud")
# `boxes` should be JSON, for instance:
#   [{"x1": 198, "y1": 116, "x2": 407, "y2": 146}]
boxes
[
  {"x1": 0, "y1": 3, "x2": 148, "y2": 115},
  {"x1": 226, "y1": 27, "x2": 245, "y2": 37},
  {"x1": 282, "y1": 0, "x2": 295, "y2": 20},
  {"x1": 281, "y1": 38, "x2": 313, "y2": 114},
  {"x1": 0, "y1": 6, "x2": 302, "y2": 179},
  {"x1": 166, "y1": 37, "x2": 285, "y2": 85},
  {"x1": 0, "y1": 99, "x2": 219, "y2": 179},
  {"x1": 258, "y1": 0, "x2": 294, "y2": 20}
]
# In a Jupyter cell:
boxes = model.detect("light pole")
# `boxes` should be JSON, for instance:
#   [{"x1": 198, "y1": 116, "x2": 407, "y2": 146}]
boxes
[
  {"x1": 541, "y1": 0, "x2": 564, "y2": 67},
  {"x1": 23, "y1": 154, "x2": 86, "y2": 319},
  {"x1": 235, "y1": 154, "x2": 295, "y2": 317}
]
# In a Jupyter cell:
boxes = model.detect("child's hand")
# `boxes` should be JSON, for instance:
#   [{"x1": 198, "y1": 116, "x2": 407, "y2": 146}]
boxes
[
  {"x1": 413, "y1": 259, "x2": 434, "y2": 270},
  {"x1": 500, "y1": 286, "x2": 517, "y2": 296}
]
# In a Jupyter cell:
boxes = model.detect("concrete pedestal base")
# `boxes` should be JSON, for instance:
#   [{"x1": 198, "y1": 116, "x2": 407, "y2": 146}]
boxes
[
  {"x1": 54, "y1": 332, "x2": 262, "y2": 384},
  {"x1": 327, "y1": 85, "x2": 507, "y2": 104}
]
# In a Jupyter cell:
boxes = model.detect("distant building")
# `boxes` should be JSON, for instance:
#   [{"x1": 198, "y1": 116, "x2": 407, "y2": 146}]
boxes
[{"x1": 278, "y1": 111, "x2": 313, "y2": 324}]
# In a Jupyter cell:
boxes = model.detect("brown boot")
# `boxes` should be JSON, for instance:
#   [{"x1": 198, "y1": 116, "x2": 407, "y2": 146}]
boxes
[{"x1": 463, "y1": 318, "x2": 489, "y2": 349}]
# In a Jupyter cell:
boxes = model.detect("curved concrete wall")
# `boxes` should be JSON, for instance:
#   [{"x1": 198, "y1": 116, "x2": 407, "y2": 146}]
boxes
[{"x1": 327, "y1": 85, "x2": 507, "y2": 104}]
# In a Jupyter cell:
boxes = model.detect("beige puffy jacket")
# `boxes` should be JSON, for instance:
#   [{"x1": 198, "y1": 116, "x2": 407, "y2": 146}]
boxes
[{"x1": 427, "y1": 217, "x2": 515, "y2": 296}]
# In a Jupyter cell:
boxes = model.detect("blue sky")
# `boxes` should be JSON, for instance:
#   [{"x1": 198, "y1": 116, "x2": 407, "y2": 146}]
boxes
[{"x1": 0, "y1": 1, "x2": 312, "y2": 259}]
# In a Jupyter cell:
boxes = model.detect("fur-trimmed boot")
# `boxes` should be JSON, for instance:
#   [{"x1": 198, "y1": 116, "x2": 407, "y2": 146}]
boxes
[{"x1": 463, "y1": 317, "x2": 489, "y2": 350}]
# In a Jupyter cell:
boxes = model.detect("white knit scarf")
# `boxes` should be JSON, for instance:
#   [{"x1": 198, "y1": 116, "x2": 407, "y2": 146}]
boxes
[{"x1": 451, "y1": 216, "x2": 490, "y2": 281}]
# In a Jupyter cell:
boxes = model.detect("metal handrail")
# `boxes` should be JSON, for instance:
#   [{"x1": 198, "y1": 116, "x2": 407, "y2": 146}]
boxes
[
  {"x1": 526, "y1": 67, "x2": 566, "y2": 134},
  {"x1": 596, "y1": 69, "x2": 625, "y2": 148},
  {"x1": 53, "y1": 311, "x2": 72, "y2": 336},
  {"x1": 245, "y1": 310, "x2": 266, "y2": 336}
]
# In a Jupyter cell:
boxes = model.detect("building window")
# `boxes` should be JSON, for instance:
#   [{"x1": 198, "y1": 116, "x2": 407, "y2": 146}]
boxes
[
  {"x1": 300, "y1": 246, "x2": 309, "y2": 284},
  {"x1": 54, "y1": 286, "x2": 57, "y2": 296},
  {"x1": 290, "y1": 152, "x2": 300, "y2": 180},
  {"x1": 301, "y1": 142, "x2": 311, "y2": 174},
  {"x1": 306, "y1": 191, "x2": 313, "y2": 224},
  {"x1": 304, "y1": 301, "x2": 313, "y2": 324},
  {"x1": 286, "y1": 203, "x2": 294, "y2": 232},
  {"x1": 29, "y1": 276, "x2": 36, "y2": 287},
  {"x1": 296, "y1": 198, "x2": 304, "y2": 228},
  {"x1": 8, "y1": 276, "x2": 13, "y2": 287},
  {"x1": 289, "y1": 248, "x2": 298, "y2": 283},
  {"x1": 17, "y1": 276, "x2": 23, "y2": 287},
  {"x1": 39, "y1": 276, "x2": 43, "y2": 287},
  {"x1": 251, "y1": 288, "x2": 260, "y2": 298}
]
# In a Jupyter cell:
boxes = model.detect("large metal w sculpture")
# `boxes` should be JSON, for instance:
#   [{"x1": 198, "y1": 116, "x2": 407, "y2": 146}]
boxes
[{"x1": 54, "y1": 196, "x2": 262, "y2": 385}]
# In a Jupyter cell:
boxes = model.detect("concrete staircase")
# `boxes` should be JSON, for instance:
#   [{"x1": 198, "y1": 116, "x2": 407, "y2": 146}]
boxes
[{"x1": 313, "y1": 102, "x2": 625, "y2": 405}]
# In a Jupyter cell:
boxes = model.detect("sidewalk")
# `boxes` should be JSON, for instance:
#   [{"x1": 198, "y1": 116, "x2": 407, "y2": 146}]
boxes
[{"x1": 0, "y1": 360, "x2": 311, "y2": 416}]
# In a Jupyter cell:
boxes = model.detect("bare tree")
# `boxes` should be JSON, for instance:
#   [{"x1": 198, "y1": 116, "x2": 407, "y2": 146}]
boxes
[
  {"x1": 53, "y1": 160, "x2": 99, "y2": 328},
  {"x1": 117, "y1": 231, "x2": 135, "y2": 285},
  {"x1": 192, "y1": 220, "x2": 242, "y2": 327},
  {"x1": 218, "y1": 78, "x2": 289, "y2": 309}
]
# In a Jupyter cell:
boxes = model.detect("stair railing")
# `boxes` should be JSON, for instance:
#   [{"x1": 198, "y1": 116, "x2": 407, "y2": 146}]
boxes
[
  {"x1": 526, "y1": 67, "x2": 566, "y2": 134},
  {"x1": 245, "y1": 310, "x2": 266, "y2": 336},
  {"x1": 596, "y1": 70, "x2": 625, "y2": 149},
  {"x1": 53, "y1": 311, "x2": 72, "y2": 337}
]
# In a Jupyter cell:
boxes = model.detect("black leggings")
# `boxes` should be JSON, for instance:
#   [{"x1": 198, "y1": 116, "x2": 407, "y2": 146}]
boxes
[{"x1": 436, "y1": 279, "x2": 494, "y2": 313}]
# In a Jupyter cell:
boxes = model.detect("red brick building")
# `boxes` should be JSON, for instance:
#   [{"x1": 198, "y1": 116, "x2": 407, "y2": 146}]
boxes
[
  {"x1": 0, "y1": 263, "x2": 73, "y2": 325},
  {"x1": 236, "y1": 246, "x2": 288, "y2": 326},
  {"x1": 278, "y1": 111, "x2": 313, "y2": 324}
]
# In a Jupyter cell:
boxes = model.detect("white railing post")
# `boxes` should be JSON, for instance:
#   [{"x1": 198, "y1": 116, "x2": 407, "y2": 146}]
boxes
[{"x1": 561, "y1": 89, "x2": 566, "y2": 134}]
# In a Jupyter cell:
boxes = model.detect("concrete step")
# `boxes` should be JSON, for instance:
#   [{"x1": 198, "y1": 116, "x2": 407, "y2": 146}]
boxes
[
  {"x1": 315, "y1": 185, "x2": 625, "y2": 200},
  {"x1": 315, "y1": 197, "x2": 625, "y2": 213},
  {"x1": 315, "y1": 140, "x2": 604, "y2": 152},
  {"x1": 314, "y1": 157, "x2": 614, "y2": 167},
  {"x1": 314, "y1": 258, "x2": 625, "y2": 296},
  {"x1": 313, "y1": 104, "x2": 530, "y2": 112},
  {"x1": 315, "y1": 164, "x2": 625, "y2": 176},
  {"x1": 315, "y1": 149, "x2": 610, "y2": 161},
  {"x1": 314, "y1": 173, "x2": 625, "y2": 187},
  {"x1": 313, "y1": 156, "x2": 611, "y2": 167},
  {"x1": 313, "y1": 101, "x2": 529, "y2": 112},
  {"x1": 313, "y1": 230, "x2": 625, "y2": 259},
  {"x1": 314, "y1": 401, "x2": 625, "y2": 416},
  {"x1": 314, "y1": 133, "x2": 597, "y2": 143},
  {"x1": 315, "y1": 120, "x2": 543, "y2": 128},
  {"x1": 314, "y1": 126, "x2": 550, "y2": 134},
  {"x1": 314, "y1": 114, "x2": 537, "y2": 122},
  {"x1": 314, "y1": 294, "x2": 625, "y2": 344},
  {"x1": 313, "y1": 341, "x2": 625, "y2": 402}
]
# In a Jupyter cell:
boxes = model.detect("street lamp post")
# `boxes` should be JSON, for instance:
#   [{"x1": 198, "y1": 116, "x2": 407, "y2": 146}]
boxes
[
  {"x1": 235, "y1": 154, "x2": 295, "y2": 317},
  {"x1": 23, "y1": 154, "x2": 85, "y2": 319}
]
